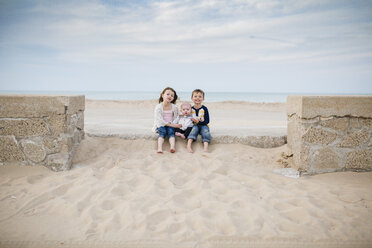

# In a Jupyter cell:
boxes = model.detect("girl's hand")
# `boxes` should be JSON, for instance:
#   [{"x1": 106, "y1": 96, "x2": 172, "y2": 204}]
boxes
[
  {"x1": 176, "y1": 124, "x2": 182, "y2": 128},
  {"x1": 191, "y1": 118, "x2": 199, "y2": 123}
]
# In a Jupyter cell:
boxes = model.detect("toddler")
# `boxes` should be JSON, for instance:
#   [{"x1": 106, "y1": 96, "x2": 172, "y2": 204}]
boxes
[{"x1": 174, "y1": 102, "x2": 194, "y2": 139}]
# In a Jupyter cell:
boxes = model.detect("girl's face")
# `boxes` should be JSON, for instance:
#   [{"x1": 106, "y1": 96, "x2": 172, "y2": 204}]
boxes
[{"x1": 162, "y1": 89, "x2": 175, "y2": 103}]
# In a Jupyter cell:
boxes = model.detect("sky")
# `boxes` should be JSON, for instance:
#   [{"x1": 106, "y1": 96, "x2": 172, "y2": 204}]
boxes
[{"x1": 0, "y1": 0, "x2": 371, "y2": 94}]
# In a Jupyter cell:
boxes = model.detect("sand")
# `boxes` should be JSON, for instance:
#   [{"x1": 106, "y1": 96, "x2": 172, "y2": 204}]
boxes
[{"x1": 1, "y1": 100, "x2": 372, "y2": 248}]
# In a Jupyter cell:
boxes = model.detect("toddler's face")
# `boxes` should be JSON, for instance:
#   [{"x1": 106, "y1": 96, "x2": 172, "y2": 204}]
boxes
[{"x1": 181, "y1": 105, "x2": 191, "y2": 116}]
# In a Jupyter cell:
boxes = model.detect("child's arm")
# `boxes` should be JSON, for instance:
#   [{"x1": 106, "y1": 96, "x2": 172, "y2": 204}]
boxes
[
  {"x1": 191, "y1": 113, "x2": 199, "y2": 124},
  {"x1": 166, "y1": 104, "x2": 182, "y2": 128},
  {"x1": 167, "y1": 116, "x2": 182, "y2": 128},
  {"x1": 154, "y1": 105, "x2": 168, "y2": 127},
  {"x1": 166, "y1": 123, "x2": 182, "y2": 128},
  {"x1": 172, "y1": 116, "x2": 180, "y2": 125},
  {"x1": 198, "y1": 106, "x2": 209, "y2": 125}
]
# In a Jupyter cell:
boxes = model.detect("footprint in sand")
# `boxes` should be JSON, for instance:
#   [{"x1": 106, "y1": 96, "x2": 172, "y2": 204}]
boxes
[
  {"x1": 51, "y1": 184, "x2": 70, "y2": 197},
  {"x1": 64, "y1": 174, "x2": 79, "y2": 180},
  {"x1": 85, "y1": 222, "x2": 98, "y2": 240},
  {"x1": 101, "y1": 200, "x2": 115, "y2": 211},
  {"x1": 168, "y1": 222, "x2": 183, "y2": 234},
  {"x1": 17, "y1": 192, "x2": 54, "y2": 218},
  {"x1": 110, "y1": 186, "x2": 126, "y2": 197},
  {"x1": 281, "y1": 207, "x2": 311, "y2": 224},
  {"x1": 104, "y1": 212, "x2": 122, "y2": 233},
  {"x1": 172, "y1": 190, "x2": 201, "y2": 210},
  {"x1": 23, "y1": 208, "x2": 36, "y2": 216},
  {"x1": 146, "y1": 209, "x2": 172, "y2": 231},
  {"x1": 213, "y1": 165, "x2": 230, "y2": 176},
  {"x1": 169, "y1": 172, "x2": 192, "y2": 187},
  {"x1": 26, "y1": 174, "x2": 45, "y2": 184},
  {"x1": 228, "y1": 211, "x2": 253, "y2": 231}
]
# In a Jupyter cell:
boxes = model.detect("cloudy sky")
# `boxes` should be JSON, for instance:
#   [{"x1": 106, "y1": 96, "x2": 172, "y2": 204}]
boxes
[{"x1": 0, "y1": 0, "x2": 371, "y2": 93}]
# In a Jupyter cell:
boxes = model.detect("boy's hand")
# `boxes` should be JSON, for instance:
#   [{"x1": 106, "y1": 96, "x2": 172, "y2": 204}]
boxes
[
  {"x1": 200, "y1": 117, "x2": 204, "y2": 122},
  {"x1": 191, "y1": 118, "x2": 199, "y2": 123}
]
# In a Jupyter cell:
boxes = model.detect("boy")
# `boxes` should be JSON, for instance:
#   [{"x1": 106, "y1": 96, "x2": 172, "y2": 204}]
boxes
[{"x1": 187, "y1": 89, "x2": 211, "y2": 153}]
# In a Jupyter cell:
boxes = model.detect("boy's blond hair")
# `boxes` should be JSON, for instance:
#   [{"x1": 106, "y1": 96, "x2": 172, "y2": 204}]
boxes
[{"x1": 191, "y1": 89, "x2": 205, "y2": 98}]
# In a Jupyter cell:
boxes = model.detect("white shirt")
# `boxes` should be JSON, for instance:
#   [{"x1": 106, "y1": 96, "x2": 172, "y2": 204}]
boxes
[
  {"x1": 152, "y1": 103, "x2": 179, "y2": 133},
  {"x1": 173, "y1": 115, "x2": 194, "y2": 131}
]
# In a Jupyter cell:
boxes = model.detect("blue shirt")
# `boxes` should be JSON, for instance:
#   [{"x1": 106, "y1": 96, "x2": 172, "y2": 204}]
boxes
[{"x1": 192, "y1": 105, "x2": 210, "y2": 126}]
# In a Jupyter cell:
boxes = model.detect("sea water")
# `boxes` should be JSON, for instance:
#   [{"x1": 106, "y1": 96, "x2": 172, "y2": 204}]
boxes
[
  {"x1": 0, "y1": 90, "x2": 365, "y2": 103},
  {"x1": 79, "y1": 91, "x2": 291, "y2": 102},
  {"x1": 0, "y1": 90, "x2": 293, "y2": 102}
]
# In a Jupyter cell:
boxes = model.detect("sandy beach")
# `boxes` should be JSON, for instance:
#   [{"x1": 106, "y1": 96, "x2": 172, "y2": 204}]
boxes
[{"x1": 1, "y1": 100, "x2": 372, "y2": 248}]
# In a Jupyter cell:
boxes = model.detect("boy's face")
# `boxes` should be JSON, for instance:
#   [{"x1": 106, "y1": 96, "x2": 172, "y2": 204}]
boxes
[
  {"x1": 191, "y1": 92, "x2": 204, "y2": 105},
  {"x1": 181, "y1": 105, "x2": 191, "y2": 116}
]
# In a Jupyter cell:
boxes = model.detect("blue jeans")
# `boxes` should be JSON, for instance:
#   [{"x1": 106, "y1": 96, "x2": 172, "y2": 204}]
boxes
[
  {"x1": 158, "y1": 126, "x2": 175, "y2": 138},
  {"x1": 188, "y1": 125, "x2": 211, "y2": 143}
]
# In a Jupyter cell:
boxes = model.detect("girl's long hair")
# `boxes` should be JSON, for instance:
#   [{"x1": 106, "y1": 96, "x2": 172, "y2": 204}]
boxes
[{"x1": 158, "y1": 87, "x2": 178, "y2": 104}]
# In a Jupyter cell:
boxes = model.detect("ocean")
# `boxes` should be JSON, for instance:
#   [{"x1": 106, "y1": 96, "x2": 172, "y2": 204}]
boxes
[
  {"x1": 0, "y1": 91, "x2": 366, "y2": 103},
  {"x1": 79, "y1": 91, "x2": 291, "y2": 102}
]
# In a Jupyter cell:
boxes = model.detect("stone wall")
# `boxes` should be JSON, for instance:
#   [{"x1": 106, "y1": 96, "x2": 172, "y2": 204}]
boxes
[
  {"x1": 0, "y1": 95, "x2": 85, "y2": 171},
  {"x1": 287, "y1": 96, "x2": 372, "y2": 175}
]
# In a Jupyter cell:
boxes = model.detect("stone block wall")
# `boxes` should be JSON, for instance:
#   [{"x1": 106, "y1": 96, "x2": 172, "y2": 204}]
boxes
[
  {"x1": 287, "y1": 96, "x2": 372, "y2": 175},
  {"x1": 0, "y1": 95, "x2": 85, "y2": 171}
]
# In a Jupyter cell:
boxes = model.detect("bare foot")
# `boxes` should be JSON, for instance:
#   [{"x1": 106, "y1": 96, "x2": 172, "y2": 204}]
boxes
[
  {"x1": 170, "y1": 148, "x2": 176, "y2": 153},
  {"x1": 175, "y1": 132, "x2": 185, "y2": 139},
  {"x1": 203, "y1": 142, "x2": 209, "y2": 153},
  {"x1": 157, "y1": 150, "x2": 163, "y2": 154},
  {"x1": 187, "y1": 146, "x2": 193, "y2": 153}
]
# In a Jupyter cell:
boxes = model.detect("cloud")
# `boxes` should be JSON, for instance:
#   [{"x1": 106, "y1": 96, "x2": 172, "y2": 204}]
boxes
[{"x1": 1, "y1": 0, "x2": 372, "y2": 65}]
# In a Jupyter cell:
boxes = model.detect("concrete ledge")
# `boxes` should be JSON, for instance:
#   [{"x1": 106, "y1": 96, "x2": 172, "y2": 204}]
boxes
[
  {"x1": 0, "y1": 95, "x2": 85, "y2": 171},
  {"x1": 287, "y1": 95, "x2": 372, "y2": 119},
  {"x1": 287, "y1": 95, "x2": 372, "y2": 175},
  {"x1": 0, "y1": 95, "x2": 85, "y2": 118},
  {"x1": 86, "y1": 132, "x2": 286, "y2": 148}
]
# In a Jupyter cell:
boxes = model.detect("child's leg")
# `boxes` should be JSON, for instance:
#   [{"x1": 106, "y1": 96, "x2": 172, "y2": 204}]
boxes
[
  {"x1": 175, "y1": 128, "x2": 186, "y2": 139},
  {"x1": 187, "y1": 126, "x2": 199, "y2": 153},
  {"x1": 200, "y1": 125, "x2": 211, "y2": 152},
  {"x1": 203, "y1": 142, "x2": 209, "y2": 152},
  {"x1": 175, "y1": 132, "x2": 186, "y2": 139},
  {"x1": 187, "y1": 139, "x2": 194, "y2": 153},
  {"x1": 184, "y1": 127, "x2": 193, "y2": 139},
  {"x1": 167, "y1": 127, "x2": 176, "y2": 153},
  {"x1": 169, "y1": 137, "x2": 176, "y2": 153},
  {"x1": 157, "y1": 137, "x2": 164, "y2": 153},
  {"x1": 157, "y1": 126, "x2": 166, "y2": 153}
]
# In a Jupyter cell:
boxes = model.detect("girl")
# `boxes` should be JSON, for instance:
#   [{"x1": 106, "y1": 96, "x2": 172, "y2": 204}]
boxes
[{"x1": 152, "y1": 87, "x2": 182, "y2": 153}]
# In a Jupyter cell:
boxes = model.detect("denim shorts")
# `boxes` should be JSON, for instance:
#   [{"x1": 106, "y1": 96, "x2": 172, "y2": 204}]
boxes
[
  {"x1": 158, "y1": 126, "x2": 175, "y2": 138},
  {"x1": 188, "y1": 125, "x2": 211, "y2": 143}
]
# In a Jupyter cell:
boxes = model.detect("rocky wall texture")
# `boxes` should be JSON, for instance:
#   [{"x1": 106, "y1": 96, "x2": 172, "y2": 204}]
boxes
[
  {"x1": 287, "y1": 96, "x2": 372, "y2": 175},
  {"x1": 0, "y1": 95, "x2": 85, "y2": 171}
]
